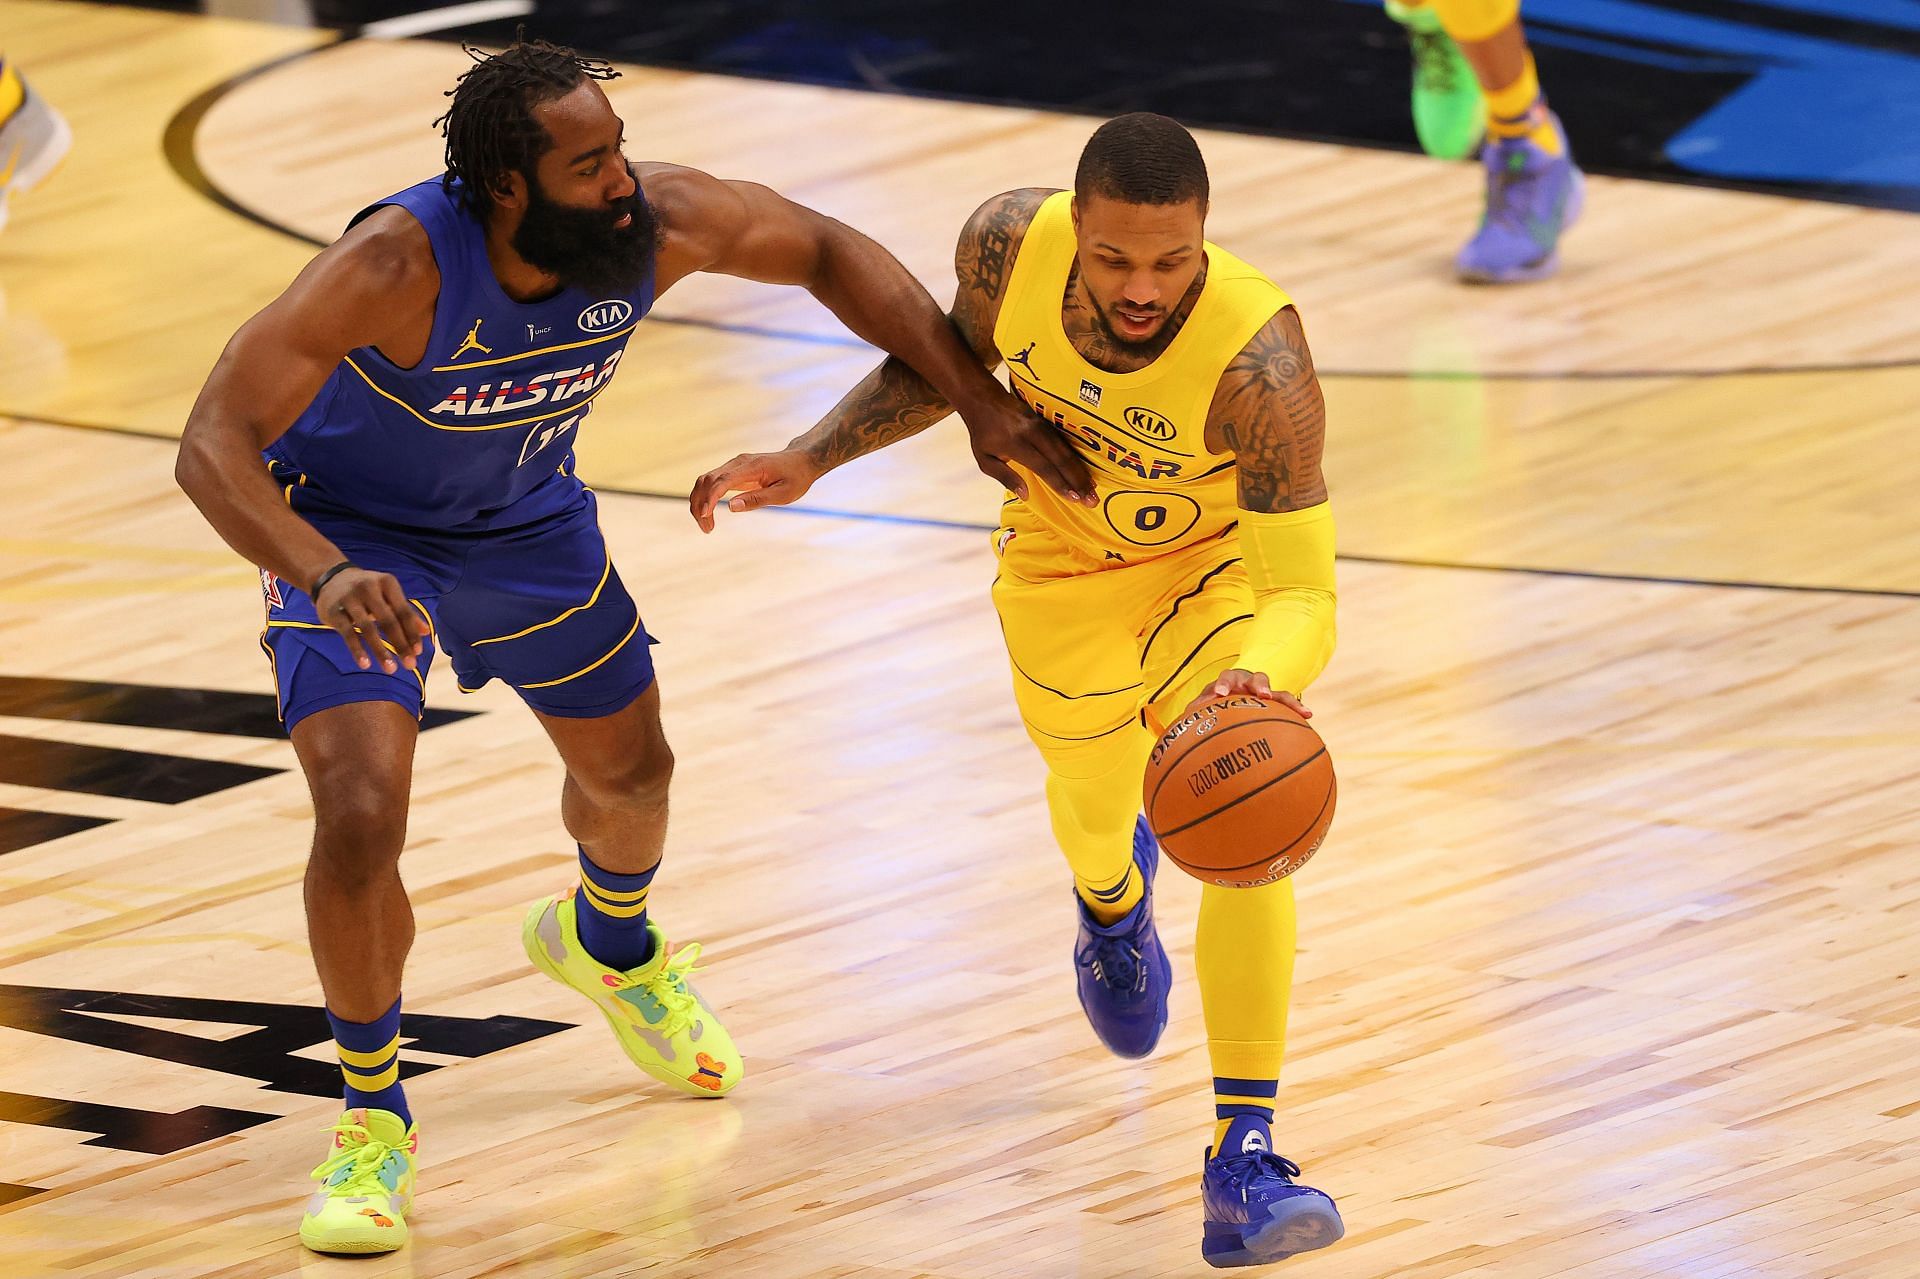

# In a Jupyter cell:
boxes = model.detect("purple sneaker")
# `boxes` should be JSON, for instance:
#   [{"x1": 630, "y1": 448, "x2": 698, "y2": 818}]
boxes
[
  {"x1": 1072, "y1": 816, "x2": 1171, "y2": 1059},
  {"x1": 1201, "y1": 1146, "x2": 1344, "y2": 1268},
  {"x1": 1456, "y1": 114, "x2": 1584, "y2": 284}
]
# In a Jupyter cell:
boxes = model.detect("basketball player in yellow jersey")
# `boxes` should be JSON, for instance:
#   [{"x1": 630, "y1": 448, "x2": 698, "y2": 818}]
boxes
[
  {"x1": 692, "y1": 113, "x2": 1342, "y2": 1268},
  {"x1": 1383, "y1": 0, "x2": 1585, "y2": 282}
]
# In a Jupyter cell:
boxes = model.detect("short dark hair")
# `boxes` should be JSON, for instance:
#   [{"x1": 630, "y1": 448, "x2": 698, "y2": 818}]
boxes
[
  {"x1": 1074, "y1": 113, "x2": 1209, "y2": 208},
  {"x1": 435, "y1": 34, "x2": 619, "y2": 212}
]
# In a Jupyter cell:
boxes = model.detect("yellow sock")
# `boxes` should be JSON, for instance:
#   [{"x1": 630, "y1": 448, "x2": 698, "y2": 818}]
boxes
[
  {"x1": 1041, "y1": 729, "x2": 1153, "y2": 925},
  {"x1": 0, "y1": 59, "x2": 24, "y2": 125},
  {"x1": 1198, "y1": 878, "x2": 1296, "y2": 1152},
  {"x1": 1484, "y1": 54, "x2": 1563, "y2": 154}
]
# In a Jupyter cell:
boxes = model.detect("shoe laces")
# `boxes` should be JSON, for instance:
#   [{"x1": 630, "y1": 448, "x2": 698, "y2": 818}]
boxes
[
  {"x1": 1079, "y1": 933, "x2": 1146, "y2": 996},
  {"x1": 1409, "y1": 29, "x2": 1458, "y2": 92},
  {"x1": 1219, "y1": 1149, "x2": 1304, "y2": 1195},
  {"x1": 309, "y1": 1117, "x2": 399, "y2": 1197},
  {"x1": 635, "y1": 941, "x2": 704, "y2": 1037},
  {"x1": 1482, "y1": 141, "x2": 1542, "y2": 229}
]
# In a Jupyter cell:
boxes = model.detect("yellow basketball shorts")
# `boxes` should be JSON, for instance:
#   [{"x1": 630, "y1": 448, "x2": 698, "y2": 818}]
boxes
[{"x1": 990, "y1": 509, "x2": 1253, "y2": 756}]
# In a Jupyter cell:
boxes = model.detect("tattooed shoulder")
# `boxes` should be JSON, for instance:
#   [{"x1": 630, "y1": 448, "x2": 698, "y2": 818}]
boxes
[
  {"x1": 1211, "y1": 307, "x2": 1330, "y2": 514},
  {"x1": 954, "y1": 187, "x2": 1058, "y2": 322}
]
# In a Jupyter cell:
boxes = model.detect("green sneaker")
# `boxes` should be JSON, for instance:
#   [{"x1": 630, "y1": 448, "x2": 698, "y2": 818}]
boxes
[
  {"x1": 522, "y1": 890, "x2": 741, "y2": 1097},
  {"x1": 1386, "y1": 0, "x2": 1485, "y2": 161}
]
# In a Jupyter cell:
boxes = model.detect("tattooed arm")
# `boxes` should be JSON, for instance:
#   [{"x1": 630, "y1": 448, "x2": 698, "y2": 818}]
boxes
[
  {"x1": 1185, "y1": 306, "x2": 1337, "y2": 714},
  {"x1": 797, "y1": 187, "x2": 1043, "y2": 467},
  {"x1": 1208, "y1": 306, "x2": 1329, "y2": 514},
  {"x1": 690, "y1": 188, "x2": 1094, "y2": 529}
]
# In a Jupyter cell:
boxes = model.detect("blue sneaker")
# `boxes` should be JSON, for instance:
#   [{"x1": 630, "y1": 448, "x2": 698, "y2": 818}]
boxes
[
  {"x1": 1201, "y1": 1145, "x2": 1345, "y2": 1268},
  {"x1": 1072, "y1": 816, "x2": 1172, "y2": 1058},
  {"x1": 1456, "y1": 114, "x2": 1585, "y2": 284}
]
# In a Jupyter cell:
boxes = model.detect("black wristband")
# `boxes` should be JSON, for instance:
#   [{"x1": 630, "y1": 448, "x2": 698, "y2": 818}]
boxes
[{"x1": 309, "y1": 560, "x2": 355, "y2": 603}]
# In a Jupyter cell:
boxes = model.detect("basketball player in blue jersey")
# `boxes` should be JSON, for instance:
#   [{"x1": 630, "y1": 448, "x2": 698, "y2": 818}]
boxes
[{"x1": 175, "y1": 37, "x2": 1091, "y2": 1256}]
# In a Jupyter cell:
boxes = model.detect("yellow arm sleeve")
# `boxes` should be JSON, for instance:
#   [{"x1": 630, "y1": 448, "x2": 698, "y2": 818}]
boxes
[{"x1": 1237, "y1": 502, "x2": 1337, "y2": 696}]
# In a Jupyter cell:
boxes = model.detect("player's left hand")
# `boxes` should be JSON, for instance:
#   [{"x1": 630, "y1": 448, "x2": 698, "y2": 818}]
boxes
[
  {"x1": 1183, "y1": 669, "x2": 1311, "y2": 720},
  {"x1": 960, "y1": 390, "x2": 1097, "y2": 507},
  {"x1": 689, "y1": 449, "x2": 821, "y2": 532}
]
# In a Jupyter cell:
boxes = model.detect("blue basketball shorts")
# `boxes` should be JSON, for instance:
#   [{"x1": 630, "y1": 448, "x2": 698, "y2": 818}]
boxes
[{"x1": 258, "y1": 485, "x2": 657, "y2": 732}]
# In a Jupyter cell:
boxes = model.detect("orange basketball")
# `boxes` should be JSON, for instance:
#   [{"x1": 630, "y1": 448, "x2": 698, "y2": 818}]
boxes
[{"x1": 1143, "y1": 695, "x2": 1336, "y2": 887}]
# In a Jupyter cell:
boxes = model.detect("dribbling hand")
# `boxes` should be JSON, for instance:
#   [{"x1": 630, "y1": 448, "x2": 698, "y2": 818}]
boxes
[
  {"x1": 314, "y1": 567, "x2": 428, "y2": 674},
  {"x1": 1182, "y1": 669, "x2": 1311, "y2": 720}
]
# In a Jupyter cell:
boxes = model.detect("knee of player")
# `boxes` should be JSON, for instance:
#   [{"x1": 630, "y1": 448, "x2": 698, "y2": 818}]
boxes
[
  {"x1": 572, "y1": 741, "x2": 674, "y2": 812},
  {"x1": 310, "y1": 791, "x2": 410, "y2": 877},
  {"x1": 1035, "y1": 723, "x2": 1153, "y2": 785}
]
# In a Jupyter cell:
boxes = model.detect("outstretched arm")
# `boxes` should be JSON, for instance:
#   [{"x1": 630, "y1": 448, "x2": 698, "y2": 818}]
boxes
[
  {"x1": 1190, "y1": 306, "x2": 1337, "y2": 712},
  {"x1": 686, "y1": 187, "x2": 1094, "y2": 528}
]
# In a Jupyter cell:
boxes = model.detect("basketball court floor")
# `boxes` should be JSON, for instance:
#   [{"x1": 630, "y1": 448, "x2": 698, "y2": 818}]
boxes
[{"x1": 1, "y1": 1, "x2": 1918, "y2": 1274}]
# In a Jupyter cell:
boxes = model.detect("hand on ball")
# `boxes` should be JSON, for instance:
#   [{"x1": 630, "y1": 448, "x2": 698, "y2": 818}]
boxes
[{"x1": 1184, "y1": 669, "x2": 1311, "y2": 720}]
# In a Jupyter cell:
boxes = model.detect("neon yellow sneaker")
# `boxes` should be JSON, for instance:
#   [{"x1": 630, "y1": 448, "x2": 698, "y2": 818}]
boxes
[
  {"x1": 522, "y1": 889, "x2": 742, "y2": 1097},
  {"x1": 298, "y1": 1108, "x2": 417, "y2": 1255}
]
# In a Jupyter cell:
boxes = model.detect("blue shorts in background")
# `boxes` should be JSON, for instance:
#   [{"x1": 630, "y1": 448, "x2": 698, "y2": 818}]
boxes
[{"x1": 260, "y1": 481, "x2": 656, "y2": 732}]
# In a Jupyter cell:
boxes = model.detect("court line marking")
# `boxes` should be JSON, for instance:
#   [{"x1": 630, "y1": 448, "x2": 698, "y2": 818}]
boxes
[
  {"x1": 5, "y1": 410, "x2": 1915, "y2": 602},
  {"x1": 363, "y1": 0, "x2": 533, "y2": 41},
  {"x1": 154, "y1": 37, "x2": 1920, "y2": 383}
]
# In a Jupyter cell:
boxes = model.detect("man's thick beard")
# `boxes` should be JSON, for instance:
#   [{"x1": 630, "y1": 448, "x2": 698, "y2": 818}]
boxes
[{"x1": 511, "y1": 172, "x2": 657, "y2": 297}]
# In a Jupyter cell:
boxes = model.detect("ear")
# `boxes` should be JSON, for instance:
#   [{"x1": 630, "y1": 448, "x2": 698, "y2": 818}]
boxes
[{"x1": 492, "y1": 169, "x2": 529, "y2": 211}]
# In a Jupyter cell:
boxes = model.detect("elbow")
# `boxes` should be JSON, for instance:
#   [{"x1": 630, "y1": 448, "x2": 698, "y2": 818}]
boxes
[
  {"x1": 173, "y1": 428, "x2": 221, "y2": 506},
  {"x1": 173, "y1": 440, "x2": 197, "y2": 498},
  {"x1": 173, "y1": 434, "x2": 204, "y2": 500},
  {"x1": 804, "y1": 222, "x2": 848, "y2": 297}
]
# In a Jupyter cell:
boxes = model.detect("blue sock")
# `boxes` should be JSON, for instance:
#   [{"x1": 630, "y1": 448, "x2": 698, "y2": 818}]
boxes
[
  {"x1": 328, "y1": 997, "x2": 410, "y2": 1125},
  {"x1": 574, "y1": 846, "x2": 657, "y2": 972},
  {"x1": 1212, "y1": 1076, "x2": 1277, "y2": 1158}
]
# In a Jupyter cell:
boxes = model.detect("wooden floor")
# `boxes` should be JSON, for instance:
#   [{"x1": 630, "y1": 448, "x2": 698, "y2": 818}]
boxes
[{"x1": 2, "y1": 2, "x2": 1919, "y2": 1275}]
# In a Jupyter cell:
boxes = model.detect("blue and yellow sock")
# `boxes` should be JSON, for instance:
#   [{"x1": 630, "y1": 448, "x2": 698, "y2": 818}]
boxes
[
  {"x1": 574, "y1": 847, "x2": 657, "y2": 972},
  {"x1": 1212, "y1": 1077, "x2": 1278, "y2": 1157},
  {"x1": 1485, "y1": 54, "x2": 1563, "y2": 154},
  {"x1": 328, "y1": 997, "x2": 410, "y2": 1124},
  {"x1": 1198, "y1": 879, "x2": 1295, "y2": 1157}
]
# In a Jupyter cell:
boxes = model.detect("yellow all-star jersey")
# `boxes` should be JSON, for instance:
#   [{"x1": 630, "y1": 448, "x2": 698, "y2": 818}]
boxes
[{"x1": 992, "y1": 191, "x2": 1291, "y2": 568}]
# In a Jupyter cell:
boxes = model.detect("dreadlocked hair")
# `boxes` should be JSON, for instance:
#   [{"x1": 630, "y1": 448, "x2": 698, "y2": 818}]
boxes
[
  {"x1": 435, "y1": 31, "x2": 619, "y2": 212},
  {"x1": 1074, "y1": 112, "x2": 1209, "y2": 208}
]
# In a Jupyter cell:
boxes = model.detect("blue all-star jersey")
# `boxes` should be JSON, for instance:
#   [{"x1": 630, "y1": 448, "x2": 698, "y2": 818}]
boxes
[{"x1": 264, "y1": 176, "x2": 655, "y2": 532}]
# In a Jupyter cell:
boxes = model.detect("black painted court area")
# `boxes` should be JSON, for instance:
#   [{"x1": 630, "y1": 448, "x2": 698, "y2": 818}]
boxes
[
  {"x1": 86, "y1": 0, "x2": 1920, "y2": 211},
  {"x1": 0, "y1": 676, "x2": 478, "y2": 854}
]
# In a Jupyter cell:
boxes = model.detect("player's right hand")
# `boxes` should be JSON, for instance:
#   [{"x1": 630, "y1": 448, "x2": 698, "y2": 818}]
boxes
[
  {"x1": 689, "y1": 450, "x2": 820, "y2": 532},
  {"x1": 961, "y1": 391, "x2": 1096, "y2": 506},
  {"x1": 1182, "y1": 670, "x2": 1311, "y2": 720},
  {"x1": 313, "y1": 567, "x2": 428, "y2": 674}
]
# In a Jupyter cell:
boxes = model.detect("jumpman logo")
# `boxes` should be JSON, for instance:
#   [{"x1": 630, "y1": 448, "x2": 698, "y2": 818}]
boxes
[
  {"x1": 450, "y1": 319, "x2": 492, "y2": 362},
  {"x1": 1008, "y1": 342, "x2": 1037, "y2": 377}
]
